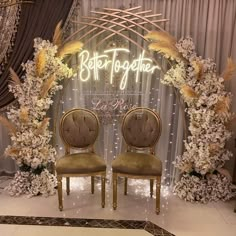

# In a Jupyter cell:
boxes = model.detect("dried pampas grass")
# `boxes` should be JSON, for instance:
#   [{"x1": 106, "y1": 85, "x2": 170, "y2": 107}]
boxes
[
  {"x1": 225, "y1": 114, "x2": 236, "y2": 130},
  {"x1": 144, "y1": 30, "x2": 176, "y2": 44},
  {"x1": 221, "y1": 58, "x2": 236, "y2": 81},
  {"x1": 35, "y1": 118, "x2": 50, "y2": 135},
  {"x1": 41, "y1": 148, "x2": 49, "y2": 156},
  {"x1": 215, "y1": 96, "x2": 231, "y2": 115},
  {"x1": 180, "y1": 162, "x2": 193, "y2": 173},
  {"x1": 5, "y1": 147, "x2": 20, "y2": 157},
  {"x1": 209, "y1": 143, "x2": 219, "y2": 155},
  {"x1": 9, "y1": 67, "x2": 21, "y2": 86},
  {"x1": 53, "y1": 20, "x2": 62, "y2": 47},
  {"x1": 35, "y1": 49, "x2": 46, "y2": 77},
  {"x1": 0, "y1": 115, "x2": 17, "y2": 134},
  {"x1": 180, "y1": 84, "x2": 198, "y2": 100},
  {"x1": 40, "y1": 74, "x2": 56, "y2": 98},
  {"x1": 148, "y1": 41, "x2": 184, "y2": 62},
  {"x1": 57, "y1": 41, "x2": 83, "y2": 59},
  {"x1": 19, "y1": 107, "x2": 29, "y2": 123},
  {"x1": 217, "y1": 168, "x2": 232, "y2": 180},
  {"x1": 191, "y1": 61, "x2": 203, "y2": 80}
]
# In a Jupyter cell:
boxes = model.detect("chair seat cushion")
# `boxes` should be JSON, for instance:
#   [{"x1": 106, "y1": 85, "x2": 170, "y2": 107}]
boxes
[
  {"x1": 56, "y1": 153, "x2": 106, "y2": 175},
  {"x1": 112, "y1": 152, "x2": 162, "y2": 176}
]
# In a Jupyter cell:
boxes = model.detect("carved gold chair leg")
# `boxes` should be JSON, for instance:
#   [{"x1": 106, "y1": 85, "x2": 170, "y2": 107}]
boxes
[
  {"x1": 124, "y1": 177, "x2": 128, "y2": 195},
  {"x1": 101, "y1": 174, "x2": 105, "y2": 208},
  {"x1": 57, "y1": 176, "x2": 63, "y2": 211},
  {"x1": 91, "y1": 176, "x2": 95, "y2": 194},
  {"x1": 66, "y1": 177, "x2": 70, "y2": 195},
  {"x1": 150, "y1": 179, "x2": 154, "y2": 198},
  {"x1": 156, "y1": 176, "x2": 161, "y2": 214},
  {"x1": 113, "y1": 173, "x2": 118, "y2": 210}
]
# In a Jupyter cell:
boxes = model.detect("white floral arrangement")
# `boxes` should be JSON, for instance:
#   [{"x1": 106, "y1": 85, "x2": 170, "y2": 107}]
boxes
[
  {"x1": 145, "y1": 31, "x2": 236, "y2": 202},
  {"x1": 0, "y1": 23, "x2": 83, "y2": 197}
]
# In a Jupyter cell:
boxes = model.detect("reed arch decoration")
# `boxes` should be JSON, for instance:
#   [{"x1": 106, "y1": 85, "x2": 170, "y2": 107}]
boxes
[{"x1": 54, "y1": 6, "x2": 170, "y2": 131}]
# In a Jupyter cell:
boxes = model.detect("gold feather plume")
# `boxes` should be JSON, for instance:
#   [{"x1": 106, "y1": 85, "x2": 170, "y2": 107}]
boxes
[
  {"x1": 209, "y1": 143, "x2": 219, "y2": 155},
  {"x1": 41, "y1": 147, "x2": 49, "y2": 156},
  {"x1": 9, "y1": 67, "x2": 21, "y2": 86},
  {"x1": 148, "y1": 41, "x2": 184, "y2": 62},
  {"x1": 5, "y1": 147, "x2": 20, "y2": 157},
  {"x1": 192, "y1": 61, "x2": 204, "y2": 80},
  {"x1": 144, "y1": 30, "x2": 176, "y2": 44},
  {"x1": 215, "y1": 96, "x2": 231, "y2": 115},
  {"x1": 0, "y1": 115, "x2": 17, "y2": 134},
  {"x1": 225, "y1": 114, "x2": 236, "y2": 130},
  {"x1": 40, "y1": 74, "x2": 56, "y2": 98},
  {"x1": 19, "y1": 107, "x2": 29, "y2": 123},
  {"x1": 180, "y1": 162, "x2": 193, "y2": 173},
  {"x1": 180, "y1": 84, "x2": 198, "y2": 99},
  {"x1": 35, "y1": 118, "x2": 50, "y2": 135},
  {"x1": 57, "y1": 41, "x2": 83, "y2": 59},
  {"x1": 221, "y1": 58, "x2": 236, "y2": 81},
  {"x1": 217, "y1": 168, "x2": 232, "y2": 180},
  {"x1": 35, "y1": 49, "x2": 46, "y2": 77},
  {"x1": 53, "y1": 20, "x2": 62, "y2": 47}
]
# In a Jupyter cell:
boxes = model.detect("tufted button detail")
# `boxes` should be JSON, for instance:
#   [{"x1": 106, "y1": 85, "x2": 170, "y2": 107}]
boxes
[
  {"x1": 61, "y1": 109, "x2": 99, "y2": 148},
  {"x1": 122, "y1": 108, "x2": 161, "y2": 148}
]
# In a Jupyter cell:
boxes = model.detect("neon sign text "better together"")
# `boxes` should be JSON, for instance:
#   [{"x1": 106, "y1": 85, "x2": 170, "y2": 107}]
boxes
[{"x1": 78, "y1": 48, "x2": 160, "y2": 90}]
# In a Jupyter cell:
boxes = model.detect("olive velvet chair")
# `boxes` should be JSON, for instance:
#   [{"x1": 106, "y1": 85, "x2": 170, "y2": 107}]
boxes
[
  {"x1": 112, "y1": 107, "x2": 162, "y2": 214},
  {"x1": 56, "y1": 108, "x2": 106, "y2": 211}
]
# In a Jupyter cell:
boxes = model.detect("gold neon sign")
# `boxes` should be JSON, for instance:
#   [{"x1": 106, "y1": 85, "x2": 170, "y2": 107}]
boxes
[{"x1": 78, "y1": 48, "x2": 160, "y2": 90}]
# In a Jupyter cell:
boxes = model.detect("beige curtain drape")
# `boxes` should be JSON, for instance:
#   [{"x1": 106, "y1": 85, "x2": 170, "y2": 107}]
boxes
[
  {"x1": 0, "y1": 0, "x2": 77, "y2": 175},
  {"x1": 158, "y1": 0, "x2": 236, "y2": 180}
]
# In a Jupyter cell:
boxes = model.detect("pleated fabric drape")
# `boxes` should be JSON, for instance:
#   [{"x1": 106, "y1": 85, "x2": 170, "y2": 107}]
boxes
[
  {"x1": 0, "y1": 0, "x2": 74, "y2": 109},
  {"x1": 0, "y1": 0, "x2": 75, "y2": 175}
]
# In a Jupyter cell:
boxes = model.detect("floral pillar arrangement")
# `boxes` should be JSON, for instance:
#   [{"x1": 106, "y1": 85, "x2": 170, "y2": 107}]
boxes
[
  {"x1": 145, "y1": 31, "x2": 236, "y2": 202},
  {"x1": 0, "y1": 23, "x2": 83, "y2": 196}
]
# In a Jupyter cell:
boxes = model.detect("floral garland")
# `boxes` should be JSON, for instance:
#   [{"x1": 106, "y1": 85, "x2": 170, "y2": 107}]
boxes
[
  {"x1": 0, "y1": 25, "x2": 83, "y2": 196},
  {"x1": 145, "y1": 32, "x2": 235, "y2": 202}
]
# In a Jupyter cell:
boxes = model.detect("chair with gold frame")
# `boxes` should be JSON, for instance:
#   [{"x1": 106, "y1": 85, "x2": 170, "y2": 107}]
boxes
[
  {"x1": 56, "y1": 108, "x2": 106, "y2": 211},
  {"x1": 112, "y1": 107, "x2": 162, "y2": 214}
]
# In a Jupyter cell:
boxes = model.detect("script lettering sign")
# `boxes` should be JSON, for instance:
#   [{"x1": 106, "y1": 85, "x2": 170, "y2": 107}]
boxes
[{"x1": 79, "y1": 48, "x2": 160, "y2": 90}]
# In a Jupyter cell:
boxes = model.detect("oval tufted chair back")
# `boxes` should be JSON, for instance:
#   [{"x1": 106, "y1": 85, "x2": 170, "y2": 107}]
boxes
[
  {"x1": 122, "y1": 107, "x2": 161, "y2": 149},
  {"x1": 60, "y1": 108, "x2": 99, "y2": 149}
]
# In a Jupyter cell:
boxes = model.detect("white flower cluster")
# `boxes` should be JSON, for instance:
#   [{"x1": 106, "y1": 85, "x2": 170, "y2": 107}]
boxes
[
  {"x1": 173, "y1": 173, "x2": 233, "y2": 203},
  {"x1": 5, "y1": 169, "x2": 57, "y2": 197},
  {"x1": 5, "y1": 171, "x2": 31, "y2": 196},
  {"x1": 5, "y1": 38, "x2": 73, "y2": 196},
  {"x1": 162, "y1": 37, "x2": 234, "y2": 202},
  {"x1": 161, "y1": 62, "x2": 186, "y2": 88},
  {"x1": 175, "y1": 37, "x2": 197, "y2": 61}
]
